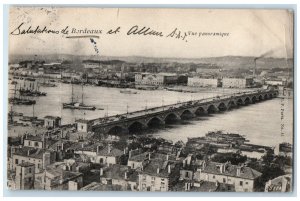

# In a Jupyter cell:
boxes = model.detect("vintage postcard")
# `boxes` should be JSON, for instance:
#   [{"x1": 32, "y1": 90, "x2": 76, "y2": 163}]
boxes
[{"x1": 7, "y1": 7, "x2": 294, "y2": 192}]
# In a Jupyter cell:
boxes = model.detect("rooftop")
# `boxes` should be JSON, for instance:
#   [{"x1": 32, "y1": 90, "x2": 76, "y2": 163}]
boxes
[
  {"x1": 265, "y1": 174, "x2": 292, "y2": 192},
  {"x1": 172, "y1": 180, "x2": 235, "y2": 192},
  {"x1": 75, "y1": 143, "x2": 104, "y2": 152},
  {"x1": 81, "y1": 182, "x2": 123, "y2": 191},
  {"x1": 45, "y1": 168, "x2": 83, "y2": 187},
  {"x1": 102, "y1": 164, "x2": 138, "y2": 182},
  {"x1": 75, "y1": 119, "x2": 91, "y2": 124},
  {"x1": 24, "y1": 135, "x2": 58, "y2": 148},
  {"x1": 202, "y1": 161, "x2": 262, "y2": 180},
  {"x1": 17, "y1": 161, "x2": 35, "y2": 167},
  {"x1": 24, "y1": 135, "x2": 43, "y2": 142},
  {"x1": 13, "y1": 147, "x2": 48, "y2": 159},
  {"x1": 44, "y1": 116, "x2": 61, "y2": 120},
  {"x1": 140, "y1": 159, "x2": 172, "y2": 178},
  {"x1": 48, "y1": 140, "x2": 78, "y2": 152},
  {"x1": 97, "y1": 145, "x2": 123, "y2": 157},
  {"x1": 128, "y1": 152, "x2": 149, "y2": 162}
]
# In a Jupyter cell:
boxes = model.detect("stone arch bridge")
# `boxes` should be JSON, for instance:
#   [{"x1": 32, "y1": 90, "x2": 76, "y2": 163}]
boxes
[{"x1": 76, "y1": 89, "x2": 278, "y2": 135}]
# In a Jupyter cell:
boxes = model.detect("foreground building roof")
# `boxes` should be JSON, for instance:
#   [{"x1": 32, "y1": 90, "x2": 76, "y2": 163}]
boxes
[{"x1": 202, "y1": 161, "x2": 262, "y2": 180}]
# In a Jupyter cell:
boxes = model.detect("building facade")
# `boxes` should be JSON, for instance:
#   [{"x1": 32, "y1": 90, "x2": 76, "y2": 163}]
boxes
[
  {"x1": 222, "y1": 78, "x2": 253, "y2": 88},
  {"x1": 195, "y1": 161, "x2": 262, "y2": 192},
  {"x1": 15, "y1": 162, "x2": 35, "y2": 190},
  {"x1": 135, "y1": 73, "x2": 179, "y2": 86},
  {"x1": 187, "y1": 77, "x2": 221, "y2": 87},
  {"x1": 44, "y1": 116, "x2": 61, "y2": 129},
  {"x1": 12, "y1": 148, "x2": 55, "y2": 173}
]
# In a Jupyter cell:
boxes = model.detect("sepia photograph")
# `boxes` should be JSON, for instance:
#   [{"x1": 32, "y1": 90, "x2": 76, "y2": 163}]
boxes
[{"x1": 6, "y1": 6, "x2": 294, "y2": 193}]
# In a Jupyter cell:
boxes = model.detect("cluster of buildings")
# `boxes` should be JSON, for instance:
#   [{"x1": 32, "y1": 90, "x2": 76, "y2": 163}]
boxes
[
  {"x1": 9, "y1": 58, "x2": 291, "y2": 90},
  {"x1": 8, "y1": 118, "x2": 292, "y2": 192},
  {"x1": 187, "y1": 77, "x2": 254, "y2": 88},
  {"x1": 7, "y1": 131, "x2": 266, "y2": 192},
  {"x1": 8, "y1": 113, "x2": 293, "y2": 192},
  {"x1": 134, "y1": 73, "x2": 187, "y2": 86},
  {"x1": 134, "y1": 74, "x2": 255, "y2": 89}
]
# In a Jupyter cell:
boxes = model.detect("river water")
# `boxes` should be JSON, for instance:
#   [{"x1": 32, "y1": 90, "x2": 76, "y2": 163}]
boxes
[{"x1": 9, "y1": 83, "x2": 293, "y2": 147}]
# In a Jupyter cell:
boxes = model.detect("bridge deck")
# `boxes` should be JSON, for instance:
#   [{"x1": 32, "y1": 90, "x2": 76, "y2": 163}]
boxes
[{"x1": 80, "y1": 89, "x2": 277, "y2": 128}]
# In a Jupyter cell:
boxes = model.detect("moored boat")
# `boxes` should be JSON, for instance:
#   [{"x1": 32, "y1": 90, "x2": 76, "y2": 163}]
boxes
[
  {"x1": 120, "y1": 89, "x2": 138, "y2": 94},
  {"x1": 62, "y1": 83, "x2": 98, "y2": 111},
  {"x1": 9, "y1": 97, "x2": 36, "y2": 105},
  {"x1": 19, "y1": 89, "x2": 47, "y2": 96},
  {"x1": 63, "y1": 102, "x2": 96, "y2": 110}
]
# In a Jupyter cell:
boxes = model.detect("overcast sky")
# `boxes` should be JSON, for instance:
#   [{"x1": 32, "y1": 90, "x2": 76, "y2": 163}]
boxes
[{"x1": 9, "y1": 7, "x2": 294, "y2": 58}]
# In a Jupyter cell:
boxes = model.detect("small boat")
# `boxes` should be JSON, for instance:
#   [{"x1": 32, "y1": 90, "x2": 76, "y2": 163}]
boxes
[
  {"x1": 8, "y1": 111, "x2": 23, "y2": 117},
  {"x1": 279, "y1": 142, "x2": 292, "y2": 153},
  {"x1": 120, "y1": 89, "x2": 138, "y2": 94},
  {"x1": 19, "y1": 89, "x2": 47, "y2": 96},
  {"x1": 20, "y1": 116, "x2": 38, "y2": 122},
  {"x1": 40, "y1": 82, "x2": 56, "y2": 87},
  {"x1": 40, "y1": 78, "x2": 57, "y2": 87},
  {"x1": 63, "y1": 102, "x2": 96, "y2": 110},
  {"x1": 9, "y1": 97, "x2": 36, "y2": 105}
]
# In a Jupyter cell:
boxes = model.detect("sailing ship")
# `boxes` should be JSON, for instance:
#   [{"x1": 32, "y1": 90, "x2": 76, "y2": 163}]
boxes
[
  {"x1": 63, "y1": 83, "x2": 97, "y2": 110},
  {"x1": 9, "y1": 82, "x2": 36, "y2": 105},
  {"x1": 8, "y1": 105, "x2": 23, "y2": 124},
  {"x1": 18, "y1": 78, "x2": 47, "y2": 96}
]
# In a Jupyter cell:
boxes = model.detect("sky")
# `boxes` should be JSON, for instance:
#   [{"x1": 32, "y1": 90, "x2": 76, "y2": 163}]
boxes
[{"x1": 8, "y1": 7, "x2": 294, "y2": 59}]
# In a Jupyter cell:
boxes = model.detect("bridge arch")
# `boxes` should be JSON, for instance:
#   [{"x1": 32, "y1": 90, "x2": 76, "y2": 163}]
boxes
[
  {"x1": 207, "y1": 104, "x2": 218, "y2": 114},
  {"x1": 217, "y1": 102, "x2": 227, "y2": 112},
  {"x1": 236, "y1": 98, "x2": 244, "y2": 106},
  {"x1": 128, "y1": 121, "x2": 146, "y2": 134},
  {"x1": 195, "y1": 107, "x2": 206, "y2": 116},
  {"x1": 258, "y1": 95, "x2": 263, "y2": 101},
  {"x1": 264, "y1": 94, "x2": 268, "y2": 100},
  {"x1": 244, "y1": 97, "x2": 251, "y2": 105},
  {"x1": 164, "y1": 113, "x2": 180, "y2": 124},
  {"x1": 180, "y1": 109, "x2": 195, "y2": 120},
  {"x1": 147, "y1": 117, "x2": 164, "y2": 128},
  {"x1": 269, "y1": 93, "x2": 273, "y2": 99},
  {"x1": 251, "y1": 96, "x2": 257, "y2": 104},
  {"x1": 227, "y1": 100, "x2": 236, "y2": 109},
  {"x1": 107, "y1": 125, "x2": 126, "y2": 135}
]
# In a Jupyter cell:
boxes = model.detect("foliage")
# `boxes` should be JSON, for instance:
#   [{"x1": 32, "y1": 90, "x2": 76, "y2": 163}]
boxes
[
  {"x1": 247, "y1": 151, "x2": 287, "y2": 192},
  {"x1": 211, "y1": 153, "x2": 247, "y2": 165}
]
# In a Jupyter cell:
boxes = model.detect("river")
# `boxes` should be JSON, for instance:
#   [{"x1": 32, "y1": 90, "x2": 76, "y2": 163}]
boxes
[{"x1": 9, "y1": 83, "x2": 293, "y2": 148}]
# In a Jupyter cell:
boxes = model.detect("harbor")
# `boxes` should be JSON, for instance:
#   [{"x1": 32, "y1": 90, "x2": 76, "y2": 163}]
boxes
[{"x1": 8, "y1": 81, "x2": 293, "y2": 148}]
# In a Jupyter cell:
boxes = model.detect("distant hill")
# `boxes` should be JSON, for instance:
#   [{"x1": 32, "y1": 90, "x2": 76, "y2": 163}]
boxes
[{"x1": 9, "y1": 54, "x2": 293, "y2": 70}]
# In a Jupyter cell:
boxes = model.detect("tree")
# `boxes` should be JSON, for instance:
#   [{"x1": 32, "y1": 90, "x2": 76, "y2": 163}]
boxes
[{"x1": 211, "y1": 153, "x2": 247, "y2": 165}]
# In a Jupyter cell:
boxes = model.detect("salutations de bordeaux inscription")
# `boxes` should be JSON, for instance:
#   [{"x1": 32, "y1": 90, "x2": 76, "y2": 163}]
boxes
[{"x1": 10, "y1": 23, "x2": 230, "y2": 42}]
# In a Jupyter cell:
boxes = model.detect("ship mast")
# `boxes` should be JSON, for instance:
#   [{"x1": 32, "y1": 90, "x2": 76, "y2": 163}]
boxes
[
  {"x1": 71, "y1": 79, "x2": 74, "y2": 103},
  {"x1": 14, "y1": 83, "x2": 17, "y2": 99},
  {"x1": 18, "y1": 84, "x2": 21, "y2": 99},
  {"x1": 32, "y1": 104, "x2": 35, "y2": 117},
  {"x1": 81, "y1": 84, "x2": 84, "y2": 105},
  {"x1": 10, "y1": 105, "x2": 14, "y2": 124}
]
